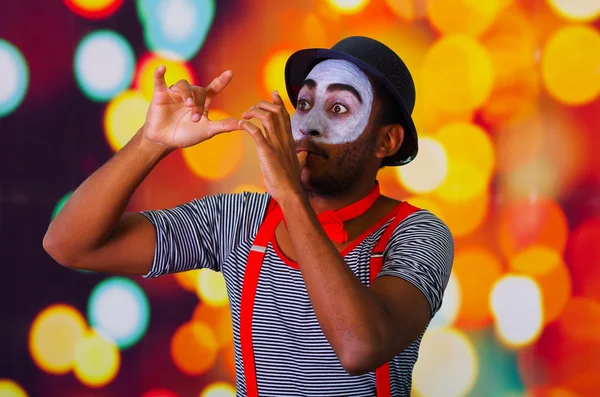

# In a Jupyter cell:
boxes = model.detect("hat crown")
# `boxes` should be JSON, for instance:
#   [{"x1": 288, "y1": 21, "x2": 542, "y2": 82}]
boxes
[{"x1": 330, "y1": 36, "x2": 415, "y2": 113}]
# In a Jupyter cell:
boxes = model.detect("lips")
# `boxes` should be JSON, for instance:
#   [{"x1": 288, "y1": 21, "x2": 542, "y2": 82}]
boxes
[{"x1": 296, "y1": 142, "x2": 326, "y2": 158}]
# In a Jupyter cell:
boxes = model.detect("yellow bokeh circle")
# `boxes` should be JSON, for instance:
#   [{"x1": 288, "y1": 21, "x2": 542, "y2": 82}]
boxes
[
  {"x1": 433, "y1": 122, "x2": 495, "y2": 202},
  {"x1": 262, "y1": 50, "x2": 294, "y2": 104},
  {"x1": 427, "y1": 0, "x2": 505, "y2": 37},
  {"x1": 422, "y1": 35, "x2": 495, "y2": 113},
  {"x1": 104, "y1": 90, "x2": 149, "y2": 152},
  {"x1": 69, "y1": 0, "x2": 119, "y2": 12},
  {"x1": 29, "y1": 304, "x2": 87, "y2": 375},
  {"x1": 181, "y1": 110, "x2": 244, "y2": 180},
  {"x1": 73, "y1": 330, "x2": 120, "y2": 387},
  {"x1": 136, "y1": 55, "x2": 196, "y2": 101},
  {"x1": 546, "y1": 0, "x2": 600, "y2": 22},
  {"x1": 0, "y1": 380, "x2": 28, "y2": 397},
  {"x1": 196, "y1": 268, "x2": 229, "y2": 307},
  {"x1": 436, "y1": 192, "x2": 489, "y2": 237},
  {"x1": 396, "y1": 136, "x2": 448, "y2": 194},
  {"x1": 200, "y1": 382, "x2": 236, "y2": 397},
  {"x1": 541, "y1": 25, "x2": 600, "y2": 105},
  {"x1": 325, "y1": 0, "x2": 370, "y2": 14},
  {"x1": 174, "y1": 269, "x2": 200, "y2": 292},
  {"x1": 413, "y1": 327, "x2": 478, "y2": 397}
]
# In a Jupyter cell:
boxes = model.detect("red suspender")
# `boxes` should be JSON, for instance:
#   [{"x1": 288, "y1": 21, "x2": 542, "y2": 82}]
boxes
[
  {"x1": 241, "y1": 199, "x2": 420, "y2": 397},
  {"x1": 370, "y1": 202, "x2": 420, "y2": 397},
  {"x1": 240, "y1": 199, "x2": 280, "y2": 397}
]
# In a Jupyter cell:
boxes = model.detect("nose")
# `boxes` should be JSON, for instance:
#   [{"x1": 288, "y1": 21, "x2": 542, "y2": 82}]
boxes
[{"x1": 300, "y1": 128, "x2": 322, "y2": 137}]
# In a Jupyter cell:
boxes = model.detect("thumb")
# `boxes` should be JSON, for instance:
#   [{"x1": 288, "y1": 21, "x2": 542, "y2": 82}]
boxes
[
  {"x1": 153, "y1": 65, "x2": 168, "y2": 93},
  {"x1": 297, "y1": 151, "x2": 308, "y2": 169}
]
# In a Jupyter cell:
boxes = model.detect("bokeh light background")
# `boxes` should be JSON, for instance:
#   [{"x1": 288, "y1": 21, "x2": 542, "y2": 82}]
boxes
[{"x1": 1, "y1": 0, "x2": 600, "y2": 396}]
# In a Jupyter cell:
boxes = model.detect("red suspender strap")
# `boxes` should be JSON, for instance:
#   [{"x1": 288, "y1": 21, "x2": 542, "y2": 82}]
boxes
[
  {"x1": 240, "y1": 199, "x2": 281, "y2": 397},
  {"x1": 370, "y1": 202, "x2": 420, "y2": 397}
]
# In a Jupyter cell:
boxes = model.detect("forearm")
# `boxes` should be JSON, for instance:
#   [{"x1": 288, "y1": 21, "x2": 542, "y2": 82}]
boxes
[
  {"x1": 279, "y1": 194, "x2": 389, "y2": 365},
  {"x1": 43, "y1": 127, "x2": 173, "y2": 264}
]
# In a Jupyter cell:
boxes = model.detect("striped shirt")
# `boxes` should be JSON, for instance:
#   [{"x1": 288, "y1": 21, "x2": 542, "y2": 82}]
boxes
[{"x1": 140, "y1": 192, "x2": 454, "y2": 397}]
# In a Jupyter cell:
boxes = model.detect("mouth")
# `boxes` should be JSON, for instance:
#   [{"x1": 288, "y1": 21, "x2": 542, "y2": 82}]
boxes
[{"x1": 296, "y1": 144, "x2": 326, "y2": 158}]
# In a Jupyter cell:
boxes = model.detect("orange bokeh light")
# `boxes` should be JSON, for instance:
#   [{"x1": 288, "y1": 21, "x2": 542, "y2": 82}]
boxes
[
  {"x1": 498, "y1": 197, "x2": 569, "y2": 259},
  {"x1": 453, "y1": 247, "x2": 504, "y2": 328},
  {"x1": 170, "y1": 322, "x2": 218, "y2": 375},
  {"x1": 192, "y1": 303, "x2": 233, "y2": 349},
  {"x1": 435, "y1": 192, "x2": 489, "y2": 238},
  {"x1": 173, "y1": 270, "x2": 199, "y2": 292}
]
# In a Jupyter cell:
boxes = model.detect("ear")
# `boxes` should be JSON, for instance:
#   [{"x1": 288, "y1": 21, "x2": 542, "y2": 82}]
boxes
[{"x1": 375, "y1": 124, "x2": 404, "y2": 161}]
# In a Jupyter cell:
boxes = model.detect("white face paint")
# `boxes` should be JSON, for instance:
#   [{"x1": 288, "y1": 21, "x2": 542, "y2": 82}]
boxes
[{"x1": 291, "y1": 59, "x2": 373, "y2": 145}]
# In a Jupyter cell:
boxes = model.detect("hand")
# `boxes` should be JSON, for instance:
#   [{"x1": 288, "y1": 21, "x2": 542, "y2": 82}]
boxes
[
  {"x1": 239, "y1": 91, "x2": 308, "y2": 203},
  {"x1": 141, "y1": 65, "x2": 241, "y2": 150}
]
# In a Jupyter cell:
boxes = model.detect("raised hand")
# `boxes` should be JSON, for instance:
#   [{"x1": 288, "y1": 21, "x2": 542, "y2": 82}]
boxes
[
  {"x1": 141, "y1": 65, "x2": 241, "y2": 150},
  {"x1": 239, "y1": 91, "x2": 308, "y2": 203}
]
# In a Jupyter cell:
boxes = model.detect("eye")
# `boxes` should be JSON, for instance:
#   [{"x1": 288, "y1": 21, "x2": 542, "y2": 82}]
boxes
[
  {"x1": 298, "y1": 99, "x2": 312, "y2": 111},
  {"x1": 331, "y1": 103, "x2": 348, "y2": 114}
]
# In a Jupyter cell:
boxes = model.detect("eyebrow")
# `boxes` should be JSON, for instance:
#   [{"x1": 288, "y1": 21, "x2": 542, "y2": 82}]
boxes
[{"x1": 300, "y1": 79, "x2": 363, "y2": 104}]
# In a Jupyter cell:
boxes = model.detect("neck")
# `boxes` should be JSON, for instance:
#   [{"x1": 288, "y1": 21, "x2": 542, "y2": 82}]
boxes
[{"x1": 305, "y1": 178, "x2": 377, "y2": 215}]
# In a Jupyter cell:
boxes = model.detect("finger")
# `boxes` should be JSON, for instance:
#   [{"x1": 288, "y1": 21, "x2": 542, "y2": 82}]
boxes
[
  {"x1": 171, "y1": 80, "x2": 195, "y2": 106},
  {"x1": 272, "y1": 90, "x2": 293, "y2": 133},
  {"x1": 205, "y1": 70, "x2": 233, "y2": 109},
  {"x1": 238, "y1": 120, "x2": 269, "y2": 149},
  {"x1": 242, "y1": 107, "x2": 279, "y2": 147},
  {"x1": 247, "y1": 98, "x2": 290, "y2": 148},
  {"x1": 207, "y1": 118, "x2": 243, "y2": 136},
  {"x1": 297, "y1": 151, "x2": 308, "y2": 169},
  {"x1": 153, "y1": 65, "x2": 168, "y2": 93},
  {"x1": 189, "y1": 86, "x2": 207, "y2": 122}
]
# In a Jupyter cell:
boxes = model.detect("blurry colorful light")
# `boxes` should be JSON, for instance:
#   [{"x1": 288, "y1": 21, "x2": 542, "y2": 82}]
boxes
[
  {"x1": 51, "y1": 192, "x2": 73, "y2": 220},
  {"x1": 29, "y1": 304, "x2": 87, "y2": 375},
  {"x1": 429, "y1": 273, "x2": 461, "y2": 330},
  {"x1": 104, "y1": 89, "x2": 149, "y2": 152},
  {"x1": 325, "y1": 0, "x2": 370, "y2": 14},
  {"x1": 427, "y1": 0, "x2": 505, "y2": 37},
  {"x1": 433, "y1": 122, "x2": 495, "y2": 202},
  {"x1": 422, "y1": 35, "x2": 495, "y2": 113},
  {"x1": 436, "y1": 192, "x2": 489, "y2": 237},
  {"x1": 88, "y1": 277, "x2": 150, "y2": 349},
  {"x1": 142, "y1": 389, "x2": 178, "y2": 397},
  {"x1": 385, "y1": 0, "x2": 428, "y2": 21},
  {"x1": 453, "y1": 247, "x2": 503, "y2": 329},
  {"x1": 396, "y1": 136, "x2": 448, "y2": 194},
  {"x1": 0, "y1": 40, "x2": 28, "y2": 118},
  {"x1": 568, "y1": 217, "x2": 600, "y2": 302},
  {"x1": 221, "y1": 342, "x2": 237, "y2": 378},
  {"x1": 403, "y1": 196, "x2": 444, "y2": 221},
  {"x1": 231, "y1": 184, "x2": 265, "y2": 194},
  {"x1": 200, "y1": 382, "x2": 236, "y2": 397},
  {"x1": 546, "y1": 0, "x2": 600, "y2": 22},
  {"x1": 413, "y1": 327, "x2": 478, "y2": 397},
  {"x1": 174, "y1": 269, "x2": 200, "y2": 292},
  {"x1": 490, "y1": 275, "x2": 543, "y2": 348},
  {"x1": 498, "y1": 197, "x2": 569, "y2": 259},
  {"x1": 74, "y1": 30, "x2": 135, "y2": 102},
  {"x1": 262, "y1": 49, "x2": 294, "y2": 106},
  {"x1": 0, "y1": 380, "x2": 28, "y2": 397},
  {"x1": 64, "y1": 0, "x2": 124, "y2": 19},
  {"x1": 195, "y1": 268, "x2": 229, "y2": 307},
  {"x1": 192, "y1": 302, "x2": 233, "y2": 348},
  {"x1": 138, "y1": 0, "x2": 215, "y2": 60},
  {"x1": 171, "y1": 321, "x2": 218, "y2": 375},
  {"x1": 181, "y1": 110, "x2": 244, "y2": 181},
  {"x1": 509, "y1": 246, "x2": 571, "y2": 324},
  {"x1": 73, "y1": 330, "x2": 120, "y2": 387},
  {"x1": 135, "y1": 55, "x2": 197, "y2": 101},
  {"x1": 542, "y1": 25, "x2": 600, "y2": 105}
]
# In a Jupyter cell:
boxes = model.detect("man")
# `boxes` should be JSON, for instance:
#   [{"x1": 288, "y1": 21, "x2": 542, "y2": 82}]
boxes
[{"x1": 43, "y1": 36, "x2": 454, "y2": 397}]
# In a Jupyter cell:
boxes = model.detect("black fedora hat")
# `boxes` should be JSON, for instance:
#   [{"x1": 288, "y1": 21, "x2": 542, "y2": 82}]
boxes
[{"x1": 284, "y1": 36, "x2": 418, "y2": 166}]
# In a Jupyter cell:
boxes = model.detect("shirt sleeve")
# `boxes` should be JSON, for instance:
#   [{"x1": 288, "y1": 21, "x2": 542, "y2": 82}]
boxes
[
  {"x1": 138, "y1": 192, "x2": 271, "y2": 278},
  {"x1": 375, "y1": 210, "x2": 454, "y2": 318}
]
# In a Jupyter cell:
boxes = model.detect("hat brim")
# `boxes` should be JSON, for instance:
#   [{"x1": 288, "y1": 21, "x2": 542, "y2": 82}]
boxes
[{"x1": 284, "y1": 48, "x2": 418, "y2": 166}]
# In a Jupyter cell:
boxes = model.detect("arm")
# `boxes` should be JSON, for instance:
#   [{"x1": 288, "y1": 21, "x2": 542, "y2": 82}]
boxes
[
  {"x1": 43, "y1": 66, "x2": 240, "y2": 274},
  {"x1": 280, "y1": 200, "x2": 453, "y2": 375},
  {"x1": 43, "y1": 130, "x2": 171, "y2": 274}
]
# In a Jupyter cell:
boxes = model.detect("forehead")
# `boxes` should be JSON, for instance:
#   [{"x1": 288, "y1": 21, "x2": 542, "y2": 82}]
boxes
[{"x1": 305, "y1": 59, "x2": 371, "y2": 87}]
